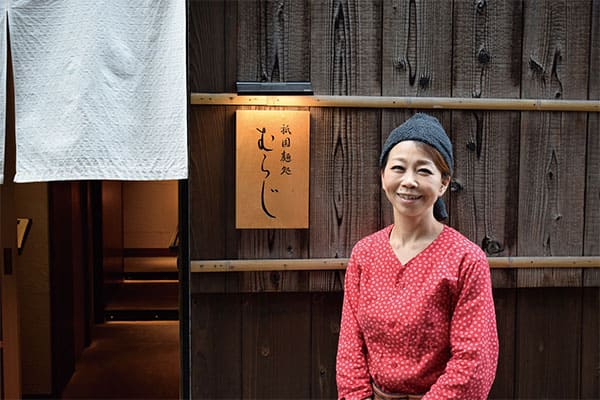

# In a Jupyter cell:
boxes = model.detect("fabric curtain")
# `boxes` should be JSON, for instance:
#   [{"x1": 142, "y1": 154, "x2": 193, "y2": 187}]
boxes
[{"x1": 4, "y1": 0, "x2": 187, "y2": 183}]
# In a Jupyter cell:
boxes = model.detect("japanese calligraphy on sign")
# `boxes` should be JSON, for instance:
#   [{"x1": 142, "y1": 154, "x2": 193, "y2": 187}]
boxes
[{"x1": 236, "y1": 110, "x2": 310, "y2": 229}]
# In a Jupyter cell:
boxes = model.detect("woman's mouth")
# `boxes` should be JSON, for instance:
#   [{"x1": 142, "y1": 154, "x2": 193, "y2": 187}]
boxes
[{"x1": 397, "y1": 193, "x2": 421, "y2": 200}]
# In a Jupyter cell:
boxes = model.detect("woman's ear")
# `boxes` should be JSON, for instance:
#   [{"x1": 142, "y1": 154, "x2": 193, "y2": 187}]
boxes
[{"x1": 439, "y1": 176, "x2": 450, "y2": 195}]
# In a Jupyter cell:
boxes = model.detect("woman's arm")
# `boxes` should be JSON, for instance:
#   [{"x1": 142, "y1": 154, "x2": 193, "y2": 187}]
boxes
[
  {"x1": 336, "y1": 254, "x2": 373, "y2": 400},
  {"x1": 423, "y1": 256, "x2": 499, "y2": 400}
]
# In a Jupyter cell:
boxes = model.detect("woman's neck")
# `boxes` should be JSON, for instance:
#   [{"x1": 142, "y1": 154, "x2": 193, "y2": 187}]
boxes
[{"x1": 390, "y1": 213, "x2": 443, "y2": 248}]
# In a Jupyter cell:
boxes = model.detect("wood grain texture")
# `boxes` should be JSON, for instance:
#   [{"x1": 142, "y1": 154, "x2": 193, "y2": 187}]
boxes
[
  {"x1": 189, "y1": 107, "x2": 237, "y2": 260},
  {"x1": 309, "y1": 108, "x2": 381, "y2": 258},
  {"x1": 310, "y1": 0, "x2": 381, "y2": 95},
  {"x1": 518, "y1": 0, "x2": 591, "y2": 286},
  {"x1": 582, "y1": 5, "x2": 599, "y2": 396},
  {"x1": 581, "y1": 287, "x2": 600, "y2": 399},
  {"x1": 451, "y1": 1, "x2": 521, "y2": 259},
  {"x1": 584, "y1": 0, "x2": 600, "y2": 289},
  {"x1": 242, "y1": 293, "x2": 311, "y2": 398},
  {"x1": 488, "y1": 288, "x2": 516, "y2": 399},
  {"x1": 382, "y1": 0, "x2": 452, "y2": 97},
  {"x1": 311, "y1": 292, "x2": 343, "y2": 399},
  {"x1": 191, "y1": 294, "x2": 242, "y2": 399},
  {"x1": 515, "y1": 288, "x2": 581, "y2": 398},
  {"x1": 188, "y1": 0, "x2": 237, "y2": 92},
  {"x1": 237, "y1": 0, "x2": 310, "y2": 82}
]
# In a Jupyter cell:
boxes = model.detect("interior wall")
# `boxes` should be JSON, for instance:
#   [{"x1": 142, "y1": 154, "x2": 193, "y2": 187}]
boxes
[
  {"x1": 15, "y1": 182, "x2": 51, "y2": 395},
  {"x1": 122, "y1": 181, "x2": 178, "y2": 249}
]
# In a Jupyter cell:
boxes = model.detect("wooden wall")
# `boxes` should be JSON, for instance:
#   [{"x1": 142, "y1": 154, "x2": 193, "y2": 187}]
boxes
[{"x1": 187, "y1": 0, "x2": 599, "y2": 398}]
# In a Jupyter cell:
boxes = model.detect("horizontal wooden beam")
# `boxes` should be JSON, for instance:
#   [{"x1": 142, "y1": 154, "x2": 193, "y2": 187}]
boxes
[
  {"x1": 190, "y1": 93, "x2": 600, "y2": 112},
  {"x1": 191, "y1": 256, "x2": 600, "y2": 272}
]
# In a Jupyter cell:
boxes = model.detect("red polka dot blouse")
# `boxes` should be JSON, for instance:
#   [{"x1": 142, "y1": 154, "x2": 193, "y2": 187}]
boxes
[{"x1": 336, "y1": 225, "x2": 498, "y2": 400}]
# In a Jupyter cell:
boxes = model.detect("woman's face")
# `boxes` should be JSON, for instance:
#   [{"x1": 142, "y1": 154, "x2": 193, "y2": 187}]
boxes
[{"x1": 381, "y1": 141, "x2": 449, "y2": 220}]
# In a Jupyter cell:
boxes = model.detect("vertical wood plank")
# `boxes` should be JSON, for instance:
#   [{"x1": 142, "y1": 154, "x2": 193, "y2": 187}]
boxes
[
  {"x1": 188, "y1": 0, "x2": 237, "y2": 92},
  {"x1": 308, "y1": 107, "x2": 381, "y2": 293},
  {"x1": 311, "y1": 292, "x2": 343, "y2": 399},
  {"x1": 516, "y1": 287, "x2": 581, "y2": 398},
  {"x1": 452, "y1": 0, "x2": 522, "y2": 259},
  {"x1": 189, "y1": 106, "x2": 237, "y2": 260},
  {"x1": 242, "y1": 293, "x2": 311, "y2": 398},
  {"x1": 581, "y1": 287, "x2": 600, "y2": 399},
  {"x1": 191, "y1": 293, "x2": 242, "y2": 399},
  {"x1": 582, "y1": 3, "x2": 599, "y2": 397},
  {"x1": 518, "y1": 0, "x2": 590, "y2": 286},
  {"x1": 237, "y1": 0, "x2": 310, "y2": 82},
  {"x1": 488, "y1": 289, "x2": 516, "y2": 399},
  {"x1": 382, "y1": 0, "x2": 453, "y2": 97},
  {"x1": 310, "y1": 0, "x2": 382, "y2": 95},
  {"x1": 309, "y1": 0, "x2": 381, "y2": 292}
]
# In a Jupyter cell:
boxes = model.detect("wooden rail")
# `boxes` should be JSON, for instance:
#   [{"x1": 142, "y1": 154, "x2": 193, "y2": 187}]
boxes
[
  {"x1": 190, "y1": 93, "x2": 600, "y2": 112},
  {"x1": 191, "y1": 256, "x2": 600, "y2": 272}
]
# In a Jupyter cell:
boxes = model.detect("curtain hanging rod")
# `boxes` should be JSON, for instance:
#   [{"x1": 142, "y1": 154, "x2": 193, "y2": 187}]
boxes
[
  {"x1": 191, "y1": 256, "x2": 600, "y2": 272},
  {"x1": 190, "y1": 93, "x2": 600, "y2": 112}
]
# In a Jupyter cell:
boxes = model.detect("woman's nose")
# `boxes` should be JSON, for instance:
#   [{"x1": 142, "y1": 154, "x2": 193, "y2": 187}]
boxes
[{"x1": 401, "y1": 172, "x2": 417, "y2": 187}]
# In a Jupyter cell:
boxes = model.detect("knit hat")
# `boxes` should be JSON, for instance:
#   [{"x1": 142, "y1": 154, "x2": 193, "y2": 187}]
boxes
[{"x1": 379, "y1": 113, "x2": 453, "y2": 221}]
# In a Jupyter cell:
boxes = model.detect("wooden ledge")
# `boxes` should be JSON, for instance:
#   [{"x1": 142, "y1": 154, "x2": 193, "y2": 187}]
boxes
[
  {"x1": 191, "y1": 256, "x2": 600, "y2": 273},
  {"x1": 190, "y1": 93, "x2": 600, "y2": 112}
]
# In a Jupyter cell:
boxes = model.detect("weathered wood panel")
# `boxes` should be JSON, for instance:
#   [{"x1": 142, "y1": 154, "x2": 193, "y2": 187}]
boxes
[
  {"x1": 581, "y1": 287, "x2": 600, "y2": 398},
  {"x1": 582, "y1": 2, "x2": 600, "y2": 397},
  {"x1": 188, "y1": 0, "x2": 237, "y2": 92},
  {"x1": 191, "y1": 293, "x2": 242, "y2": 398},
  {"x1": 189, "y1": 107, "x2": 237, "y2": 261},
  {"x1": 516, "y1": 288, "x2": 582, "y2": 398},
  {"x1": 242, "y1": 293, "x2": 311, "y2": 398},
  {"x1": 451, "y1": 0, "x2": 522, "y2": 260},
  {"x1": 310, "y1": 0, "x2": 381, "y2": 95},
  {"x1": 488, "y1": 289, "x2": 516, "y2": 399},
  {"x1": 382, "y1": 0, "x2": 452, "y2": 97},
  {"x1": 311, "y1": 293, "x2": 343, "y2": 399},
  {"x1": 238, "y1": 0, "x2": 310, "y2": 82},
  {"x1": 518, "y1": 0, "x2": 590, "y2": 286}
]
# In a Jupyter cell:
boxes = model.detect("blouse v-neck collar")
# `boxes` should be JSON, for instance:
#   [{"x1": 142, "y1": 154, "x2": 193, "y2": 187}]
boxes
[{"x1": 385, "y1": 224, "x2": 449, "y2": 267}]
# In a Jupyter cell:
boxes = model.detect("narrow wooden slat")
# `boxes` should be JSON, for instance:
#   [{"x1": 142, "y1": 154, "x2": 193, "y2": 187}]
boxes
[
  {"x1": 516, "y1": 288, "x2": 581, "y2": 398},
  {"x1": 451, "y1": 0, "x2": 522, "y2": 260},
  {"x1": 242, "y1": 293, "x2": 311, "y2": 399},
  {"x1": 191, "y1": 293, "x2": 242, "y2": 399},
  {"x1": 308, "y1": 0, "x2": 382, "y2": 291},
  {"x1": 237, "y1": 0, "x2": 310, "y2": 82},
  {"x1": 190, "y1": 93, "x2": 600, "y2": 111},
  {"x1": 382, "y1": 0, "x2": 452, "y2": 97},
  {"x1": 311, "y1": 292, "x2": 343, "y2": 399},
  {"x1": 191, "y1": 256, "x2": 600, "y2": 272},
  {"x1": 581, "y1": 287, "x2": 600, "y2": 398},
  {"x1": 518, "y1": 0, "x2": 591, "y2": 288},
  {"x1": 488, "y1": 289, "x2": 516, "y2": 399}
]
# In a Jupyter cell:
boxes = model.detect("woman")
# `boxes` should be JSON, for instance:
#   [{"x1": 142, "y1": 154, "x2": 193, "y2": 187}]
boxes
[{"x1": 336, "y1": 113, "x2": 498, "y2": 400}]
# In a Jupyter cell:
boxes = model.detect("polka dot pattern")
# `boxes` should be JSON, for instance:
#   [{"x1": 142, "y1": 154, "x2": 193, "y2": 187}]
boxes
[{"x1": 336, "y1": 225, "x2": 499, "y2": 400}]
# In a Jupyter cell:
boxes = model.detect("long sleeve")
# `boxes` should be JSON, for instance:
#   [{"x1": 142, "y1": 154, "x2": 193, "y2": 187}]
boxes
[
  {"x1": 336, "y1": 253, "x2": 372, "y2": 400},
  {"x1": 423, "y1": 257, "x2": 499, "y2": 400}
]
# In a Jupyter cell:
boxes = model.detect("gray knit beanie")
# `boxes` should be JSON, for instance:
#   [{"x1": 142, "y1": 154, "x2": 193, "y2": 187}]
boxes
[{"x1": 379, "y1": 113, "x2": 453, "y2": 221}]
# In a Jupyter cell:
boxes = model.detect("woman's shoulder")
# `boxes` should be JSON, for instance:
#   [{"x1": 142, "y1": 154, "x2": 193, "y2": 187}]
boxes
[
  {"x1": 353, "y1": 225, "x2": 392, "y2": 251},
  {"x1": 442, "y1": 225, "x2": 488, "y2": 263}
]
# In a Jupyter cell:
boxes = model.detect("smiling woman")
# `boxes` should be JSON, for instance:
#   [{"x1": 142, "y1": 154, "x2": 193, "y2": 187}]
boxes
[{"x1": 336, "y1": 113, "x2": 499, "y2": 400}]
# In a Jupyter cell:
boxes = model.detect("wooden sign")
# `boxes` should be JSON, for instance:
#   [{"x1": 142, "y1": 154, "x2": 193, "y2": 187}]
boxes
[{"x1": 236, "y1": 110, "x2": 310, "y2": 229}]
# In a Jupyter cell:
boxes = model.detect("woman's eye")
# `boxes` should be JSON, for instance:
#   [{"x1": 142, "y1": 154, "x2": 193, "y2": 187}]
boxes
[
  {"x1": 391, "y1": 165, "x2": 405, "y2": 171},
  {"x1": 418, "y1": 168, "x2": 433, "y2": 175}
]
